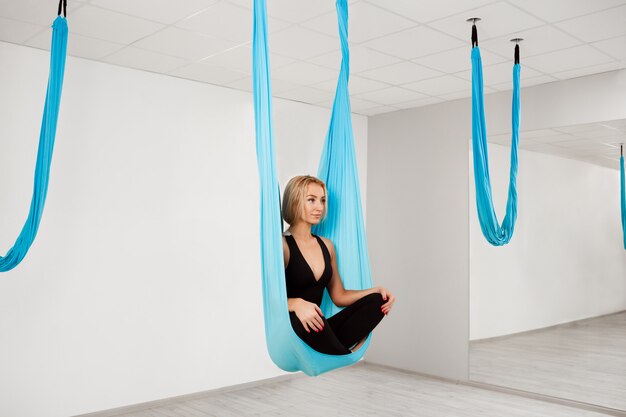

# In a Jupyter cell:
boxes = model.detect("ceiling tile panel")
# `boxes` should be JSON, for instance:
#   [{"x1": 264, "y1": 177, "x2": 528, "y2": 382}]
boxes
[
  {"x1": 393, "y1": 96, "x2": 444, "y2": 109},
  {"x1": 308, "y1": 45, "x2": 402, "y2": 73},
  {"x1": 359, "y1": 105, "x2": 398, "y2": 116},
  {"x1": 302, "y1": 2, "x2": 416, "y2": 44},
  {"x1": 513, "y1": 0, "x2": 625, "y2": 22},
  {"x1": 200, "y1": 45, "x2": 294, "y2": 74},
  {"x1": 555, "y1": 5, "x2": 626, "y2": 42},
  {"x1": 520, "y1": 45, "x2": 615, "y2": 75},
  {"x1": 435, "y1": 86, "x2": 495, "y2": 101},
  {"x1": 69, "y1": 5, "x2": 165, "y2": 44},
  {"x1": 349, "y1": 97, "x2": 385, "y2": 112},
  {"x1": 364, "y1": 26, "x2": 465, "y2": 60},
  {"x1": 520, "y1": 129, "x2": 562, "y2": 139},
  {"x1": 359, "y1": 61, "x2": 443, "y2": 84},
  {"x1": 346, "y1": 75, "x2": 391, "y2": 94},
  {"x1": 436, "y1": 90, "x2": 471, "y2": 100},
  {"x1": 403, "y1": 75, "x2": 471, "y2": 96},
  {"x1": 479, "y1": 26, "x2": 582, "y2": 58},
  {"x1": 412, "y1": 46, "x2": 506, "y2": 74},
  {"x1": 176, "y1": 2, "x2": 290, "y2": 44},
  {"x1": 428, "y1": 2, "x2": 544, "y2": 43},
  {"x1": 267, "y1": 26, "x2": 337, "y2": 60},
  {"x1": 531, "y1": 133, "x2": 577, "y2": 144},
  {"x1": 225, "y1": 76, "x2": 303, "y2": 94},
  {"x1": 455, "y1": 61, "x2": 542, "y2": 86},
  {"x1": 554, "y1": 123, "x2": 604, "y2": 134},
  {"x1": 225, "y1": 76, "x2": 252, "y2": 92},
  {"x1": 365, "y1": 0, "x2": 495, "y2": 24},
  {"x1": 274, "y1": 86, "x2": 335, "y2": 104},
  {"x1": 271, "y1": 61, "x2": 339, "y2": 85},
  {"x1": 170, "y1": 62, "x2": 248, "y2": 84},
  {"x1": 355, "y1": 87, "x2": 427, "y2": 106},
  {"x1": 551, "y1": 62, "x2": 622, "y2": 79},
  {"x1": 314, "y1": 75, "x2": 389, "y2": 95},
  {"x1": 592, "y1": 35, "x2": 626, "y2": 60},
  {"x1": 228, "y1": 0, "x2": 334, "y2": 23},
  {"x1": 104, "y1": 47, "x2": 188, "y2": 73},
  {"x1": 25, "y1": 30, "x2": 124, "y2": 60},
  {"x1": 489, "y1": 74, "x2": 557, "y2": 91},
  {"x1": 0, "y1": 0, "x2": 87, "y2": 26},
  {"x1": 133, "y1": 27, "x2": 236, "y2": 61},
  {"x1": 0, "y1": 17, "x2": 45, "y2": 44},
  {"x1": 270, "y1": 78, "x2": 305, "y2": 93},
  {"x1": 90, "y1": 0, "x2": 218, "y2": 25}
]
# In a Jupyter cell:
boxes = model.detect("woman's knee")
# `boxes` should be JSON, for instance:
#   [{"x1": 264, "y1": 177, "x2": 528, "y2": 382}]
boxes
[
  {"x1": 360, "y1": 293, "x2": 385, "y2": 319},
  {"x1": 362, "y1": 292, "x2": 385, "y2": 307}
]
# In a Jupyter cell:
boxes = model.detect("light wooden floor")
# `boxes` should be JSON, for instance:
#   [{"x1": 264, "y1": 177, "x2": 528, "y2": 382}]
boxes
[
  {"x1": 81, "y1": 363, "x2": 615, "y2": 417},
  {"x1": 470, "y1": 311, "x2": 626, "y2": 411}
]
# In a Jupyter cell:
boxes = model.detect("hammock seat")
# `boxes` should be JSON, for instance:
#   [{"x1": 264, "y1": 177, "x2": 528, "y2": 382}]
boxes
[
  {"x1": 471, "y1": 24, "x2": 521, "y2": 246},
  {"x1": 252, "y1": 0, "x2": 373, "y2": 376}
]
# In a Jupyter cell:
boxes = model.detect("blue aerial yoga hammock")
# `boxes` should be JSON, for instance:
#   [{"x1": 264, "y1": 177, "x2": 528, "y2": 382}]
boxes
[
  {"x1": 0, "y1": 2, "x2": 68, "y2": 272},
  {"x1": 471, "y1": 23, "x2": 521, "y2": 246},
  {"x1": 253, "y1": 0, "x2": 373, "y2": 376},
  {"x1": 619, "y1": 145, "x2": 626, "y2": 249}
]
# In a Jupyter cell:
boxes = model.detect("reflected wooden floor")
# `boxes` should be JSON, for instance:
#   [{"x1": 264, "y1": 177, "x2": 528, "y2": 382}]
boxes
[
  {"x1": 470, "y1": 311, "x2": 626, "y2": 411},
  {"x1": 81, "y1": 363, "x2": 613, "y2": 417}
]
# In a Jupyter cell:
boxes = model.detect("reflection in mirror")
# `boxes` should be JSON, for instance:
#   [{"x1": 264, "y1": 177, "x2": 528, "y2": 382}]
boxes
[{"x1": 469, "y1": 119, "x2": 626, "y2": 411}]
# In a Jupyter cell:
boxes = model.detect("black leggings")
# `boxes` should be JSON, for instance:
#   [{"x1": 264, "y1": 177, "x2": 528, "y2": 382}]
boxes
[{"x1": 289, "y1": 293, "x2": 385, "y2": 355}]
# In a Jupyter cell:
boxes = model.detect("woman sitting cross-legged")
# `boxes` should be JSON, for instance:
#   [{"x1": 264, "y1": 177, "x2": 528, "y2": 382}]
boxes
[{"x1": 282, "y1": 175, "x2": 395, "y2": 355}]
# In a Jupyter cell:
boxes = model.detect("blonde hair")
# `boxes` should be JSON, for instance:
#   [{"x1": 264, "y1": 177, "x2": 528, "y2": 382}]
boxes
[{"x1": 282, "y1": 175, "x2": 327, "y2": 226}]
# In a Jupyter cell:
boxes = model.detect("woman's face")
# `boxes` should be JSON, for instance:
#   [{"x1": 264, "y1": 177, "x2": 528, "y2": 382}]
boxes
[{"x1": 300, "y1": 183, "x2": 326, "y2": 225}]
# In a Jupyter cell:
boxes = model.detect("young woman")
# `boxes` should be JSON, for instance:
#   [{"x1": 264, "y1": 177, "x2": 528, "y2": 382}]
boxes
[{"x1": 282, "y1": 175, "x2": 395, "y2": 355}]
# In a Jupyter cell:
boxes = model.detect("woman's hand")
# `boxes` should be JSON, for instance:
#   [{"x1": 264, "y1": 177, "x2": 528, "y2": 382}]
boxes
[
  {"x1": 377, "y1": 287, "x2": 396, "y2": 315},
  {"x1": 290, "y1": 298, "x2": 325, "y2": 333}
]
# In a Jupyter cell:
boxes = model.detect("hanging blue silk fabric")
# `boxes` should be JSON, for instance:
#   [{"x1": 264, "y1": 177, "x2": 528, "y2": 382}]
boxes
[
  {"x1": 619, "y1": 155, "x2": 626, "y2": 249},
  {"x1": 0, "y1": 15, "x2": 68, "y2": 272},
  {"x1": 253, "y1": 0, "x2": 372, "y2": 376},
  {"x1": 471, "y1": 33, "x2": 521, "y2": 246}
]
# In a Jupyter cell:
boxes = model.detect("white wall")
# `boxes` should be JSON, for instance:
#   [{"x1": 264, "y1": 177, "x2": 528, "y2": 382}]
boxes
[
  {"x1": 470, "y1": 145, "x2": 626, "y2": 340},
  {"x1": 0, "y1": 41, "x2": 367, "y2": 417},
  {"x1": 365, "y1": 99, "x2": 470, "y2": 380},
  {"x1": 365, "y1": 68, "x2": 626, "y2": 381}
]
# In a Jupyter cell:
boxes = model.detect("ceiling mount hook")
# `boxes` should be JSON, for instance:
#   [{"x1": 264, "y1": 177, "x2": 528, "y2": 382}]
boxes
[{"x1": 467, "y1": 18, "x2": 481, "y2": 47}]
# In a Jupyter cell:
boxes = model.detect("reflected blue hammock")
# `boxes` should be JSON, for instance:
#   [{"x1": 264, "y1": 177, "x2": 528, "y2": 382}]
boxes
[
  {"x1": 0, "y1": 15, "x2": 68, "y2": 272},
  {"x1": 471, "y1": 28, "x2": 521, "y2": 246},
  {"x1": 619, "y1": 155, "x2": 626, "y2": 249},
  {"x1": 253, "y1": 0, "x2": 373, "y2": 376}
]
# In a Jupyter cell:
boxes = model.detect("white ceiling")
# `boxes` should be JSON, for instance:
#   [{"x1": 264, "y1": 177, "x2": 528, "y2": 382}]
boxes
[
  {"x1": 493, "y1": 119, "x2": 626, "y2": 170},
  {"x1": 1, "y1": 0, "x2": 626, "y2": 168},
  {"x1": 2, "y1": 0, "x2": 625, "y2": 114}
]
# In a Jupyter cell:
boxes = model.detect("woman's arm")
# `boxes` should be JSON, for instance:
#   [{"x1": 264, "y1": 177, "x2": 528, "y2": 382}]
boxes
[
  {"x1": 282, "y1": 236, "x2": 290, "y2": 268},
  {"x1": 323, "y1": 237, "x2": 395, "y2": 313}
]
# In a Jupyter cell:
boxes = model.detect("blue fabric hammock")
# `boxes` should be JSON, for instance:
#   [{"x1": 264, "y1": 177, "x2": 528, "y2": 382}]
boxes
[
  {"x1": 253, "y1": 0, "x2": 373, "y2": 376},
  {"x1": 0, "y1": 14, "x2": 68, "y2": 272},
  {"x1": 471, "y1": 28, "x2": 521, "y2": 246},
  {"x1": 619, "y1": 151, "x2": 626, "y2": 249}
]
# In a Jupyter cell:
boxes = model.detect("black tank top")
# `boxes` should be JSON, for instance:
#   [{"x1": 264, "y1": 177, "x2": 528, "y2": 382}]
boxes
[{"x1": 284, "y1": 234, "x2": 332, "y2": 307}]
